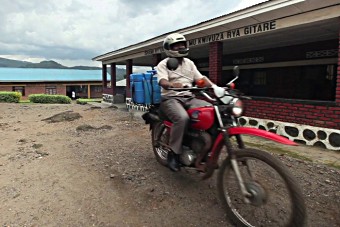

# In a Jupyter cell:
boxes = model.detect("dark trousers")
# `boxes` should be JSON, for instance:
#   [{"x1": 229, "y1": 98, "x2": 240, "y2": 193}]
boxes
[{"x1": 160, "y1": 96, "x2": 211, "y2": 154}]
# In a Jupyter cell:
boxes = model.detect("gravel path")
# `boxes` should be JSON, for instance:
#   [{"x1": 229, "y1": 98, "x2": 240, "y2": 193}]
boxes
[{"x1": 0, "y1": 103, "x2": 339, "y2": 226}]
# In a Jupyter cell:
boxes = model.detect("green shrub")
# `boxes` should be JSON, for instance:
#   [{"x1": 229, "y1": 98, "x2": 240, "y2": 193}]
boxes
[
  {"x1": 28, "y1": 94, "x2": 71, "y2": 104},
  {"x1": 0, "y1": 91, "x2": 21, "y2": 103}
]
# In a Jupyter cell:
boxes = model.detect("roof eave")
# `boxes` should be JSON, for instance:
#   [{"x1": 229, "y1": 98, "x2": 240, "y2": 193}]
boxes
[{"x1": 92, "y1": 0, "x2": 304, "y2": 62}]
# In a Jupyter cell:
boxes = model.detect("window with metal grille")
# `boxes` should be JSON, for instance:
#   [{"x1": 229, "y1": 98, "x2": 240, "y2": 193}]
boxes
[{"x1": 45, "y1": 86, "x2": 57, "y2": 95}]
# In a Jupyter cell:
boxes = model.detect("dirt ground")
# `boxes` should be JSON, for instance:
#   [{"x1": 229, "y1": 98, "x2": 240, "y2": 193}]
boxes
[{"x1": 0, "y1": 102, "x2": 339, "y2": 227}]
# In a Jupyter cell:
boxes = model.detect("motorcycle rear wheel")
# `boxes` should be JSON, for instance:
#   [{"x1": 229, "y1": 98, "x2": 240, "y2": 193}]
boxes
[
  {"x1": 151, "y1": 122, "x2": 170, "y2": 166},
  {"x1": 217, "y1": 148, "x2": 306, "y2": 227}
]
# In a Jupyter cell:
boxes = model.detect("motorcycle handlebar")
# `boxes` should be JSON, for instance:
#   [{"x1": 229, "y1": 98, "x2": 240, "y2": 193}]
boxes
[
  {"x1": 166, "y1": 87, "x2": 209, "y2": 91},
  {"x1": 167, "y1": 87, "x2": 252, "y2": 101}
]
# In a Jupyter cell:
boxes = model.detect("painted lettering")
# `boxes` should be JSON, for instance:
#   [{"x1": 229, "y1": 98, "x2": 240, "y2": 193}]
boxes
[
  {"x1": 189, "y1": 39, "x2": 196, "y2": 46},
  {"x1": 244, "y1": 21, "x2": 276, "y2": 35},
  {"x1": 226, "y1": 29, "x2": 240, "y2": 38},
  {"x1": 188, "y1": 32, "x2": 224, "y2": 46},
  {"x1": 144, "y1": 49, "x2": 154, "y2": 55},
  {"x1": 187, "y1": 20, "x2": 276, "y2": 47},
  {"x1": 270, "y1": 21, "x2": 276, "y2": 30}
]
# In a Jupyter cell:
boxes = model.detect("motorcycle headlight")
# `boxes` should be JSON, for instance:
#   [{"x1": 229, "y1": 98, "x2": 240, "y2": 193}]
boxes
[{"x1": 230, "y1": 98, "x2": 243, "y2": 117}]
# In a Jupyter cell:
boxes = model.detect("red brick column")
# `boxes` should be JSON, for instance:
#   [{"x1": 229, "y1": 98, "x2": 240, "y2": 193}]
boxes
[
  {"x1": 126, "y1": 59, "x2": 133, "y2": 97},
  {"x1": 336, "y1": 28, "x2": 340, "y2": 104},
  {"x1": 209, "y1": 41, "x2": 223, "y2": 85},
  {"x1": 102, "y1": 64, "x2": 107, "y2": 88},
  {"x1": 152, "y1": 54, "x2": 162, "y2": 69},
  {"x1": 110, "y1": 63, "x2": 116, "y2": 95}
]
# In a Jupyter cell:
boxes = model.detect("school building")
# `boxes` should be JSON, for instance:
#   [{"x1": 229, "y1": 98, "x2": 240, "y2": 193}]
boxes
[
  {"x1": 0, "y1": 68, "x2": 120, "y2": 100},
  {"x1": 93, "y1": 0, "x2": 340, "y2": 150}
]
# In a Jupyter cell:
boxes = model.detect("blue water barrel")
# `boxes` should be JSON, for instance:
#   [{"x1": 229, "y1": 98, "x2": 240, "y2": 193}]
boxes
[
  {"x1": 147, "y1": 70, "x2": 161, "y2": 104},
  {"x1": 147, "y1": 70, "x2": 157, "y2": 75},
  {"x1": 143, "y1": 73, "x2": 152, "y2": 105},
  {"x1": 130, "y1": 73, "x2": 144, "y2": 104},
  {"x1": 152, "y1": 77, "x2": 161, "y2": 104}
]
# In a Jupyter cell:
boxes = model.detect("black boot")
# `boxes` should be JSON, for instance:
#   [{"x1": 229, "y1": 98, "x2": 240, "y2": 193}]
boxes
[{"x1": 167, "y1": 151, "x2": 180, "y2": 172}]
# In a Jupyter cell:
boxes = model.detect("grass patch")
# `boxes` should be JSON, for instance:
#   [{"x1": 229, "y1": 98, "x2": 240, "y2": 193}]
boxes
[
  {"x1": 89, "y1": 98, "x2": 102, "y2": 102},
  {"x1": 19, "y1": 100, "x2": 32, "y2": 103},
  {"x1": 243, "y1": 138, "x2": 340, "y2": 170},
  {"x1": 243, "y1": 140, "x2": 313, "y2": 162},
  {"x1": 324, "y1": 161, "x2": 340, "y2": 170},
  {"x1": 76, "y1": 98, "x2": 102, "y2": 105}
]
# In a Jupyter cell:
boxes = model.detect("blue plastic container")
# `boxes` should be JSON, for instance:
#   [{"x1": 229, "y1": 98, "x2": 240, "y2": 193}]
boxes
[
  {"x1": 143, "y1": 73, "x2": 152, "y2": 105},
  {"x1": 147, "y1": 70, "x2": 157, "y2": 75},
  {"x1": 152, "y1": 77, "x2": 161, "y2": 104},
  {"x1": 130, "y1": 73, "x2": 145, "y2": 104},
  {"x1": 147, "y1": 70, "x2": 161, "y2": 104},
  {"x1": 130, "y1": 71, "x2": 161, "y2": 105}
]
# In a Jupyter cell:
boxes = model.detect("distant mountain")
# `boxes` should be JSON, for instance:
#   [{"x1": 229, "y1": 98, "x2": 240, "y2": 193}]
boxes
[
  {"x1": 0, "y1": 57, "x2": 31, "y2": 68},
  {"x1": 23, "y1": 60, "x2": 68, "y2": 69},
  {"x1": 0, "y1": 57, "x2": 126, "y2": 81},
  {"x1": 0, "y1": 57, "x2": 101, "y2": 70}
]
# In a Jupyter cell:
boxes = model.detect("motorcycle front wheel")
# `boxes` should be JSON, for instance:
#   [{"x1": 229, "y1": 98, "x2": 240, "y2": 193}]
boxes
[
  {"x1": 217, "y1": 148, "x2": 306, "y2": 227},
  {"x1": 151, "y1": 122, "x2": 170, "y2": 166}
]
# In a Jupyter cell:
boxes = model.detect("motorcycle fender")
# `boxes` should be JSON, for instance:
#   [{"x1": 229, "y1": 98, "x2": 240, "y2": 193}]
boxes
[{"x1": 228, "y1": 127, "x2": 297, "y2": 146}]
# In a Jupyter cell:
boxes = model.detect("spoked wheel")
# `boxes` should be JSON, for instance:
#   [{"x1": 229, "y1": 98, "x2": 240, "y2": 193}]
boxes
[
  {"x1": 217, "y1": 148, "x2": 306, "y2": 227},
  {"x1": 151, "y1": 122, "x2": 170, "y2": 166}
]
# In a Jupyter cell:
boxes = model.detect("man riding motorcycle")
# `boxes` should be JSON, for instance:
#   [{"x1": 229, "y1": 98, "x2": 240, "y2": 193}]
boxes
[{"x1": 156, "y1": 33, "x2": 218, "y2": 172}]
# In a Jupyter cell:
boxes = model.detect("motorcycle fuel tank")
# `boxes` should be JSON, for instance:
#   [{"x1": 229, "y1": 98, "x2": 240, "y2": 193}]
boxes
[{"x1": 187, "y1": 106, "x2": 215, "y2": 130}]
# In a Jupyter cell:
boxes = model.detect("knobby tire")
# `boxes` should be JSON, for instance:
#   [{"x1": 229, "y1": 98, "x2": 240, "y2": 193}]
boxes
[{"x1": 217, "y1": 148, "x2": 306, "y2": 227}]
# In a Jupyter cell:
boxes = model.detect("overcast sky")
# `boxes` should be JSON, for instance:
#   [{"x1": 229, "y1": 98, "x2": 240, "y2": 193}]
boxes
[{"x1": 0, "y1": 0, "x2": 267, "y2": 67}]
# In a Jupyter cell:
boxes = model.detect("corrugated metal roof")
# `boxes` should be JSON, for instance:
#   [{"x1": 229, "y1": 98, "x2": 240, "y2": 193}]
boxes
[{"x1": 0, "y1": 68, "x2": 110, "y2": 82}]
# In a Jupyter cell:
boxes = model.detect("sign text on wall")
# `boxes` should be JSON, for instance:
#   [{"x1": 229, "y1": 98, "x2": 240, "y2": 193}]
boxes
[
  {"x1": 189, "y1": 20, "x2": 276, "y2": 47},
  {"x1": 144, "y1": 47, "x2": 164, "y2": 56},
  {"x1": 306, "y1": 49, "x2": 338, "y2": 59},
  {"x1": 144, "y1": 20, "x2": 277, "y2": 56},
  {"x1": 233, "y1": 57, "x2": 265, "y2": 65}
]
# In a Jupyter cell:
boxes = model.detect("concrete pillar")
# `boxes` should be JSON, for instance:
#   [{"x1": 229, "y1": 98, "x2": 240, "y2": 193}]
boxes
[
  {"x1": 209, "y1": 41, "x2": 223, "y2": 85},
  {"x1": 126, "y1": 59, "x2": 133, "y2": 97},
  {"x1": 110, "y1": 63, "x2": 116, "y2": 95}
]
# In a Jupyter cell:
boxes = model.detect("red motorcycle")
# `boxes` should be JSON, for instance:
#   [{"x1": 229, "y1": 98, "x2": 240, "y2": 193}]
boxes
[{"x1": 142, "y1": 65, "x2": 306, "y2": 227}]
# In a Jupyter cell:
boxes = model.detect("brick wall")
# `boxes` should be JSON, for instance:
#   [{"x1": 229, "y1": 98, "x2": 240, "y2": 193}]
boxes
[
  {"x1": 26, "y1": 84, "x2": 45, "y2": 95},
  {"x1": 110, "y1": 63, "x2": 117, "y2": 96},
  {"x1": 0, "y1": 84, "x2": 68, "y2": 100},
  {"x1": 209, "y1": 42, "x2": 223, "y2": 84},
  {"x1": 0, "y1": 86, "x2": 13, "y2": 92},
  {"x1": 58, "y1": 85, "x2": 66, "y2": 96},
  {"x1": 243, "y1": 99, "x2": 340, "y2": 130},
  {"x1": 126, "y1": 59, "x2": 133, "y2": 97},
  {"x1": 25, "y1": 84, "x2": 66, "y2": 98},
  {"x1": 337, "y1": 29, "x2": 340, "y2": 103},
  {"x1": 236, "y1": 26, "x2": 340, "y2": 130}
]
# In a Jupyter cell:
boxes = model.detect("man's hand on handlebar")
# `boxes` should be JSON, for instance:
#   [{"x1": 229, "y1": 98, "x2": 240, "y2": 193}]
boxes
[{"x1": 169, "y1": 82, "x2": 184, "y2": 88}]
